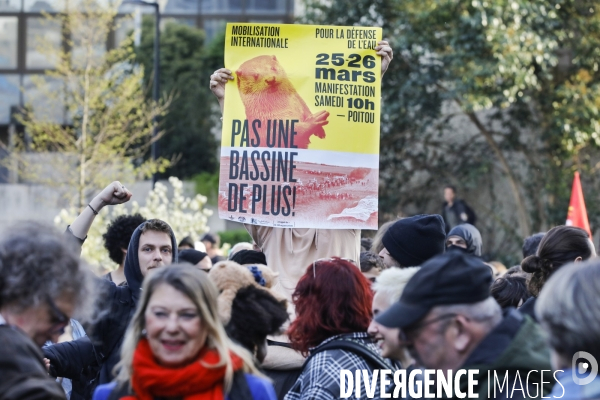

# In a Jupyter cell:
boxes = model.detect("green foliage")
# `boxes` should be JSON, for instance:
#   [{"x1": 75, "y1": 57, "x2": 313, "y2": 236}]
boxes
[
  {"x1": 6, "y1": 0, "x2": 170, "y2": 209},
  {"x1": 301, "y1": 0, "x2": 600, "y2": 262},
  {"x1": 193, "y1": 171, "x2": 219, "y2": 204},
  {"x1": 218, "y1": 229, "x2": 253, "y2": 247},
  {"x1": 136, "y1": 18, "x2": 224, "y2": 179}
]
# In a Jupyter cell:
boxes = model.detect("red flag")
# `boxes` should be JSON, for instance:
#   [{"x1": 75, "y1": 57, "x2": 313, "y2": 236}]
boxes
[{"x1": 566, "y1": 171, "x2": 592, "y2": 239}]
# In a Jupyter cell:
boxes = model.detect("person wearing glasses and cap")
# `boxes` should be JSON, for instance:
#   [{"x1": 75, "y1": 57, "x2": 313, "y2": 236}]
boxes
[
  {"x1": 375, "y1": 249, "x2": 553, "y2": 399},
  {"x1": 0, "y1": 222, "x2": 93, "y2": 400}
]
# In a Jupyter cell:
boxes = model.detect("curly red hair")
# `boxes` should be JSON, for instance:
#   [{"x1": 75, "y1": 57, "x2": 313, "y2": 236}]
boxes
[{"x1": 288, "y1": 258, "x2": 373, "y2": 354}]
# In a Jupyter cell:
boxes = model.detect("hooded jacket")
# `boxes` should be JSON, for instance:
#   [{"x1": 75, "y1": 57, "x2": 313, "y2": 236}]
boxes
[
  {"x1": 447, "y1": 223, "x2": 483, "y2": 257},
  {"x1": 43, "y1": 221, "x2": 178, "y2": 399},
  {"x1": 454, "y1": 309, "x2": 553, "y2": 399}
]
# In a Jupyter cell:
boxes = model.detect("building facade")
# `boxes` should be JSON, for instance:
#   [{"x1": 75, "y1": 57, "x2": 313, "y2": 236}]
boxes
[{"x1": 0, "y1": 0, "x2": 294, "y2": 141}]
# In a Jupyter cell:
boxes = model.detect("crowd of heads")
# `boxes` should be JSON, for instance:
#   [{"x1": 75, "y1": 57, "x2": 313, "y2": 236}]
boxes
[
  {"x1": 1, "y1": 183, "x2": 599, "y2": 400},
  {"x1": 358, "y1": 212, "x2": 598, "y2": 398}
]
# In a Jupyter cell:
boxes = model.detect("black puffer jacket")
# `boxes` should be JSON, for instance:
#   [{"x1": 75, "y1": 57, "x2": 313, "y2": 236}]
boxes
[{"x1": 43, "y1": 222, "x2": 178, "y2": 399}]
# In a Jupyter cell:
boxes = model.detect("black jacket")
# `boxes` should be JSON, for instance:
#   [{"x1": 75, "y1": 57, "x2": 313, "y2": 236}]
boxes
[
  {"x1": 441, "y1": 199, "x2": 477, "y2": 233},
  {"x1": 0, "y1": 324, "x2": 67, "y2": 400},
  {"x1": 517, "y1": 297, "x2": 537, "y2": 322},
  {"x1": 43, "y1": 222, "x2": 178, "y2": 399}
]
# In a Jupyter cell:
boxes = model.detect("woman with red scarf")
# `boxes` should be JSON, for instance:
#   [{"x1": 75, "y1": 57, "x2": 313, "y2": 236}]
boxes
[{"x1": 92, "y1": 265, "x2": 276, "y2": 400}]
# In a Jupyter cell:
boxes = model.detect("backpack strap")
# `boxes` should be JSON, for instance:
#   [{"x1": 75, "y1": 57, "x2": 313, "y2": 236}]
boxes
[
  {"x1": 228, "y1": 370, "x2": 254, "y2": 400},
  {"x1": 303, "y1": 339, "x2": 393, "y2": 371}
]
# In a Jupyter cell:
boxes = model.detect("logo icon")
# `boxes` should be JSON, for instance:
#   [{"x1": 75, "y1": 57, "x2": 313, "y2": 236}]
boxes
[{"x1": 572, "y1": 351, "x2": 598, "y2": 385}]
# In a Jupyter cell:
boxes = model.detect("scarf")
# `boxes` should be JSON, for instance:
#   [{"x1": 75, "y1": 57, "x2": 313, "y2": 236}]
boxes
[{"x1": 122, "y1": 338, "x2": 243, "y2": 400}]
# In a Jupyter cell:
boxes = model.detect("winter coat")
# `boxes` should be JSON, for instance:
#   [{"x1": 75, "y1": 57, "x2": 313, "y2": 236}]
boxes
[
  {"x1": 0, "y1": 323, "x2": 66, "y2": 400},
  {"x1": 284, "y1": 332, "x2": 395, "y2": 400},
  {"x1": 43, "y1": 222, "x2": 178, "y2": 399},
  {"x1": 441, "y1": 199, "x2": 477, "y2": 233},
  {"x1": 92, "y1": 373, "x2": 277, "y2": 400},
  {"x1": 517, "y1": 297, "x2": 538, "y2": 322},
  {"x1": 454, "y1": 309, "x2": 553, "y2": 399}
]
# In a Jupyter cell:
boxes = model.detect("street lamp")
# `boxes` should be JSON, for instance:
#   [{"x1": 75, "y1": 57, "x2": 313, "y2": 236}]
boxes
[{"x1": 123, "y1": 0, "x2": 160, "y2": 188}]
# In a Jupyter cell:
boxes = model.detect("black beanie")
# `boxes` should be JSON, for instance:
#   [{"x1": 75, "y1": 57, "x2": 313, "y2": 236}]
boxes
[
  {"x1": 230, "y1": 249, "x2": 267, "y2": 266},
  {"x1": 382, "y1": 214, "x2": 446, "y2": 267},
  {"x1": 178, "y1": 249, "x2": 208, "y2": 265}
]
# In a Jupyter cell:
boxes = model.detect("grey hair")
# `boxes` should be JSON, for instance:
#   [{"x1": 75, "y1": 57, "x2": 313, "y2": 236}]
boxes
[
  {"x1": 115, "y1": 264, "x2": 263, "y2": 390},
  {"x1": 433, "y1": 297, "x2": 502, "y2": 327},
  {"x1": 0, "y1": 222, "x2": 94, "y2": 319},
  {"x1": 372, "y1": 267, "x2": 420, "y2": 302},
  {"x1": 536, "y1": 259, "x2": 600, "y2": 362}
]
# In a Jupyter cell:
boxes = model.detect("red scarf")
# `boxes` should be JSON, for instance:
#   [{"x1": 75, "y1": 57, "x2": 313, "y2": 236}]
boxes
[{"x1": 121, "y1": 338, "x2": 243, "y2": 400}]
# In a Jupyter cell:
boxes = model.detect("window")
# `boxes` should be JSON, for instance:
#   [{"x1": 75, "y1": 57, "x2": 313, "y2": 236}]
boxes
[
  {"x1": 163, "y1": 0, "x2": 199, "y2": 15},
  {"x1": 114, "y1": 16, "x2": 135, "y2": 47},
  {"x1": 0, "y1": 75, "x2": 20, "y2": 124},
  {"x1": 23, "y1": 74, "x2": 64, "y2": 123},
  {"x1": 0, "y1": 0, "x2": 21, "y2": 12},
  {"x1": 250, "y1": 0, "x2": 277, "y2": 11},
  {"x1": 26, "y1": 17, "x2": 61, "y2": 69},
  {"x1": 202, "y1": 19, "x2": 226, "y2": 41},
  {"x1": 24, "y1": 0, "x2": 63, "y2": 12},
  {"x1": 0, "y1": 17, "x2": 18, "y2": 69},
  {"x1": 200, "y1": 0, "x2": 240, "y2": 13}
]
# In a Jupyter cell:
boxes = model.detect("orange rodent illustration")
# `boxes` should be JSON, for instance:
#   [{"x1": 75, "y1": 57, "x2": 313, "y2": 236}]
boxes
[{"x1": 236, "y1": 55, "x2": 329, "y2": 149}]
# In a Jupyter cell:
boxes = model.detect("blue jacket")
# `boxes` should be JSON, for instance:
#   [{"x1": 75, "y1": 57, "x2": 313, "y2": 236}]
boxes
[
  {"x1": 93, "y1": 374, "x2": 277, "y2": 400},
  {"x1": 550, "y1": 369, "x2": 600, "y2": 399}
]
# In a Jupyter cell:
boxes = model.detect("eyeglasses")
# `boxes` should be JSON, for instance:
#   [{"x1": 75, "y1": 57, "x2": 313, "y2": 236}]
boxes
[
  {"x1": 46, "y1": 296, "x2": 69, "y2": 336},
  {"x1": 399, "y1": 313, "x2": 457, "y2": 342},
  {"x1": 312, "y1": 257, "x2": 356, "y2": 278}
]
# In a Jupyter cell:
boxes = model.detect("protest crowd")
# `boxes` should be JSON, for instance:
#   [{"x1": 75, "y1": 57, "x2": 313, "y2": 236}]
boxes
[{"x1": 1, "y1": 38, "x2": 600, "y2": 400}]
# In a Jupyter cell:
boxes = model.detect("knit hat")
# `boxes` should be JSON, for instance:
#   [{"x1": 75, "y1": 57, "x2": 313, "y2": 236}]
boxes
[
  {"x1": 201, "y1": 233, "x2": 218, "y2": 245},
  {"x1": 381, "y1": 214, "x2": 446, "y2": 267},
  {"x1": 230, "y1": 249, "x2": 267, "y2": 266},
  {"x1": 178, "y1": 249, "x2": 208, "y2": 265}
]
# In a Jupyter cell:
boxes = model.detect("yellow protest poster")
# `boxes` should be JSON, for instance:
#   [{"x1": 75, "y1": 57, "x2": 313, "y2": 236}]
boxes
[{"x1": 218, "y1": 23, "x2": 382, "y2": 229}]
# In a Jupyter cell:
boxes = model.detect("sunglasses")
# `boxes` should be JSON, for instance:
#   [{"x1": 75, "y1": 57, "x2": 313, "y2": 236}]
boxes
[
  {"x1": 312, "y1": 257, "x2": 357, "y2": 278},
  {"x1": 46, "y1": 296, "x2": 69, "y2": 336},
  {"x1": 398, "y1": 313, "x2": 457, "y2": 342}
]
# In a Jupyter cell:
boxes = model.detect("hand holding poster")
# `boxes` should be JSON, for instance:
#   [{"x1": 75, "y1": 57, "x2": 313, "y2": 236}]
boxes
[{"x1": 218, "y1": 23, "x2": 382, "y2": 229}]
